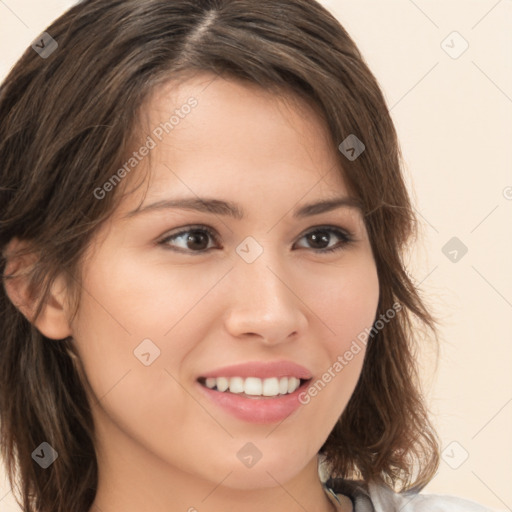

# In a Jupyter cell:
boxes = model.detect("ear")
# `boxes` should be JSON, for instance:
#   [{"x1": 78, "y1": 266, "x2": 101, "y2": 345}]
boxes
[{"x1": 2, "y1": 238, "x2": 73, "y2": 340}]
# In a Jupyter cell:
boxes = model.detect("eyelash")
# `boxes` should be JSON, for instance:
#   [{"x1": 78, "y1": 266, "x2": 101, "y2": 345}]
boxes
[{"x1": 157, "y1": 224, "x2": 355, "y2": 255}]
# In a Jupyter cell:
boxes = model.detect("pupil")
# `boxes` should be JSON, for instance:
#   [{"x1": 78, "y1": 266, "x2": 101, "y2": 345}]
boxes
[
  {"x1": 187, "y1": 231, "x2": 208, "y2": 250},
  {"x1": 308, "y1": 231, "x2": 330, "y2": 249}
]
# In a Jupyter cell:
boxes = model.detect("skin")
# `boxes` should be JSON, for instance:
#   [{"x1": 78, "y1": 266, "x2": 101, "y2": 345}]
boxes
[{"x1": 7, "y1": 73, "x2": 379, "y2": 512}]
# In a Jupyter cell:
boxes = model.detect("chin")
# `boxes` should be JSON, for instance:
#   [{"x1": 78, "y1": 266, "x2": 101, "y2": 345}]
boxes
[{"x1": 217, "y1": 455, "x2": 308, "y2": 490}]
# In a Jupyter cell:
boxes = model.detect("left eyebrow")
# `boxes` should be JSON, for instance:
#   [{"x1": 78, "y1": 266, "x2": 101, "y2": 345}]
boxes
[{"x1": 124, "y1": 195, "x2": 364, "y2": 219}]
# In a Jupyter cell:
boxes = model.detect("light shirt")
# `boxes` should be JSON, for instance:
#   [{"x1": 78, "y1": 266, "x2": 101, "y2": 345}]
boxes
[{"x1": 323, "y1": 478, "x2": 497, "y2": 512}]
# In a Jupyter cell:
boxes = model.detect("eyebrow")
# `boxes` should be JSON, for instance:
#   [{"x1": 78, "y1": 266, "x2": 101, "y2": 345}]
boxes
[{"x1": 124, "y1": 195, "x2": 364, "y2": 219}]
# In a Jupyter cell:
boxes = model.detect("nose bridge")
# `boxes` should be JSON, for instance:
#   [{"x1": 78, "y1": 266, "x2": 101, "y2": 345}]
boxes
[
  {"x1": 235, "y1": 237, "x2": 291, "y2": 301},
  {"x1": 234, "y1": 242, "x2": 289, "y2": 305}
]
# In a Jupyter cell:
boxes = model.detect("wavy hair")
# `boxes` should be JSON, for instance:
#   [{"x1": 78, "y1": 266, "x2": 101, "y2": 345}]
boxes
[{"x1": 0, "y1": 1, "x2": 439, "y2": 511}]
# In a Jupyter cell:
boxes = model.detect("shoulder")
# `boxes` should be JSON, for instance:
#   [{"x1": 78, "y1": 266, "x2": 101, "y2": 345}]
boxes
[{"x1": 326, "y1": 477, "x2": 496, "y2": 512}]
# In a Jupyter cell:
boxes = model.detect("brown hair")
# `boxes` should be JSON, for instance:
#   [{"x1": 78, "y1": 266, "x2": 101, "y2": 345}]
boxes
[{"x1": 0, "y1": 1, "x2": 439, "y2": 511}]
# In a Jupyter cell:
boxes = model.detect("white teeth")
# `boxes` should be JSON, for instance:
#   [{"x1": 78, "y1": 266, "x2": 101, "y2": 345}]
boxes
[
  {"x1": 244, "y1": 377, "x2": 262, "y2": 395},
  {"x1": 216, "y1": 377, "x2": 229, "y2": 392},
  {"x1": 288, "y1": 377, "x2": 299, "y2": 393},
  {"x1": 229, "y1": 377, "x2": 244, "y2": 393},
  {"x1": 202, "y1": 376, "x2": 302, "y2": 396},
  {"x1": 279, "y1": 377, "x2": 289, "y2": 395},
  {"x1": 262, "y1": 377, "x2": 279, "y2": 396}
]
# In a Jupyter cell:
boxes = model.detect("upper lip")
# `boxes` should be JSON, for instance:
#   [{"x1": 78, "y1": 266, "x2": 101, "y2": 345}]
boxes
[{"x1": 198, "y1": 360, "x2": 313, "y2": 380}]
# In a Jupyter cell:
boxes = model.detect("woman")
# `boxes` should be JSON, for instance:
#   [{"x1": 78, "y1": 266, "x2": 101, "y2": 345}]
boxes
[{"x1": 0, "y1": 1, "x2": 493, "y2": 511}]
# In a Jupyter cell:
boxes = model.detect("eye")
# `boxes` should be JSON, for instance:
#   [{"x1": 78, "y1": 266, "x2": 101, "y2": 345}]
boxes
[
  {"x1": 293, "y1": 226, "x2": 354, "y2": 253},
  {"x1": 157, "y1": 225, "x2": 354, "y2": 254},
  {"x1": 158, "y1": 226, "x2": 220, "y2": 253}
]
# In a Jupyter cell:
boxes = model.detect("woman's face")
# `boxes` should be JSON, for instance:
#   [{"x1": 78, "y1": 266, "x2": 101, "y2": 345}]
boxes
[{"x1": 69, "y1": 73, "x2": 379, "y2": 494}]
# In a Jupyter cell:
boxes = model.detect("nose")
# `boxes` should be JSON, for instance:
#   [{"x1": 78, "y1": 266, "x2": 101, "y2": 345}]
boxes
[{"x1": 223, "y1": 252, "x2": 308, "y2": 345}]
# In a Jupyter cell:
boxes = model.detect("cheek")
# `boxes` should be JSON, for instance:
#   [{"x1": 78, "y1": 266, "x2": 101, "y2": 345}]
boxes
[
  {"x1": 296, "y1": 258, "x2": 379, "y2": 435},
  {"x1": 68, "y1": 255, "x2": 185, "y2": 410},
  {"x1": 309, "y1": 256, "x2": 380, "y2": 349},
  {"x1": 76, "y1": 246, "x2": 221, "y2": 339},
  {"x1": 69, "y1": 248, "x2": 227, "y2": 419},
  {"x1": 69, "y1": 270, "x2": 195, "y2": 456}
]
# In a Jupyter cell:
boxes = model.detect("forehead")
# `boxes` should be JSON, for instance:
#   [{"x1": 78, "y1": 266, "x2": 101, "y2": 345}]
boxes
[{"x1": 120, "y1": 73, "x2": 354, "y2": 211}]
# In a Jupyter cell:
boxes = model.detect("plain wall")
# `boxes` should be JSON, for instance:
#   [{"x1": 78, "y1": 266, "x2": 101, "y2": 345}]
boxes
[{"x1": 0, "y1": 0, "x2": 511, "y2": 510}]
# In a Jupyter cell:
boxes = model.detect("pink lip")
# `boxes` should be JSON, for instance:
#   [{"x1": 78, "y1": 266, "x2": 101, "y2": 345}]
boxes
[
  {"x1": 196, "y1": 379, "x2": 311, "y2": 424},
  {"x1": 198, "y1": 360, "x2": 313, "y2": 380}
]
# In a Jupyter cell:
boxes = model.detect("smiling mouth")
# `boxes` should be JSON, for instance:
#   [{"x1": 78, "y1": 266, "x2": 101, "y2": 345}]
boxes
[{"x1": 197, "y1": 376, "x2": 311, "y2": 399}]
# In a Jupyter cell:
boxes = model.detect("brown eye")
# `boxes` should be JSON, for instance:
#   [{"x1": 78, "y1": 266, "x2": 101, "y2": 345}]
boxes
[
  {"x1": 305, "y1": 230, "x2": 331, "y2": 249},
  {"x1": 294, "y1": 227, "x2": 353, "y2": 253},
  {"x1": 159, "y1": 226, "x2": 219, "y2": 253}
]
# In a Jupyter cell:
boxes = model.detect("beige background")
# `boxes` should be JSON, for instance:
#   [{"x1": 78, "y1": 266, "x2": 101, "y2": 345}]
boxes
[{"x1": 1, "y1": 0, "x2": 511, "y2": 510}]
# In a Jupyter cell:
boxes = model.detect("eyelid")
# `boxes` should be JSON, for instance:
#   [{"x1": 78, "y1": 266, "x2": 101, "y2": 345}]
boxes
[{"x1": 296, "y1": 224, "x2": 354, "y2": 240}]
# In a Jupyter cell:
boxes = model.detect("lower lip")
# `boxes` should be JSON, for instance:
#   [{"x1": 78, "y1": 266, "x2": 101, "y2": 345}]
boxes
[{"x1": 196, "y1": 380, "x2": 310, "y2": 424}]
